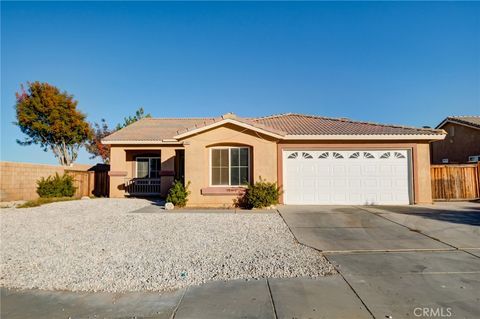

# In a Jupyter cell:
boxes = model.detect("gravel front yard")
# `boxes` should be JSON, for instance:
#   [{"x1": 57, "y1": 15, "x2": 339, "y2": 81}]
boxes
[{"x1": 0, "y1": 199, "x2": 334, "y2": 292}]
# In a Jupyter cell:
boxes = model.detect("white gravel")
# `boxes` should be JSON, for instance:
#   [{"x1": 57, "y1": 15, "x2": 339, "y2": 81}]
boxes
[{"x1": 0, "y1": 199, "x2": 335, "y2": 292}]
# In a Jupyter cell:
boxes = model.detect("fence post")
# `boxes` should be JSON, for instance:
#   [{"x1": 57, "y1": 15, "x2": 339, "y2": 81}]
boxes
[
  {"x1": 477, "y1": 162, "x2": 480, "y2": 198},
  {"x1": 88, "y1": 171, "x2": 94, "y2": 197}
]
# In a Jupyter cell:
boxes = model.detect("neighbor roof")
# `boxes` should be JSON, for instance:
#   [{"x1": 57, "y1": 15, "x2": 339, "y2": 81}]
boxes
[
  {"x1": 436, "y1": 116, "x2": 480, "y2": 130},
  {"x1": 102, "y1": 113, "x2": 445, "y2": 144}
]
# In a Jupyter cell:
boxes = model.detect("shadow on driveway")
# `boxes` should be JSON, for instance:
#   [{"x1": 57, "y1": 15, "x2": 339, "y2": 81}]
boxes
[
  {"x1": 363, "y1": 203, "x2": 480, "y2": 249},
  {"x1": 373, "y1": 204, "x2": 480, "y2": 226}
]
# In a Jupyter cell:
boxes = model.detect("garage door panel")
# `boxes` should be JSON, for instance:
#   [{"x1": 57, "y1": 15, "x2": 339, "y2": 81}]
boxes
[
  {"x1": 380, "y1": 165, "x2": 392, "y2": 174},
  {"x1": 362, "y1": 179, "x2": 378, "y2": 188},
  {"x1": 333, "y1": 165, "x2": 346, "y2": 175},
  {"x1": 301, "y1": 163, "x2": 316, "y2": 175},
  {"x1": 302, "y1": 194, "x2": 316, "y2": 202},
  {"x1": 317, "y1": 193, "x2": 331, "y2": 202},
  {"x1": 283, "y1": 149, "x2": 411, "y2": 205},
  {"x1": 286, "y1": 166, "x2": 299, "y2": 175},
  {"x1": 364, "y1": 193, "x2": 378, "y2": 203},
  {"x1": 393, "y1": 166, "x2": 407, "y2": 175},
  {"x1": 348, "y1": 179, "x2": 362, "y2": 188},
  {"x1": 333, "y1": 193, "x2": 347, "y2": 201},
  {"x1": 302, "y1": 178, "x2": 316, "y2": 188},
  {"x1": 348, "y1": 193, "x2": 362, "y2": 202},
  {"x1": 348, "y1": 165, "x2": 362, "y2": 176},
  {"x1": 395, "y1": 180, "x2": 408, "y2": 187},
  {"x1": 317, "y1": 166, "x2": 330, "y2": 175},
  {"x1": 363, "y1": 165, "x2": 377, "y2": 175},
  {"x1": 317, "y1": 179, "x2": 330, "y2": 187},
  {"x1": 380, "y1": 179, "x2": 392, "y2": 188},
  {"x1": 380, "y1": 193, "x2": 393, "y2": 201}
]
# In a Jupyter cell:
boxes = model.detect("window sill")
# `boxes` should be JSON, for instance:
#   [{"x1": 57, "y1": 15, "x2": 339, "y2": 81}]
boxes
[{"x1": 201, "y1": 187, "x2": 246, "y2": 196}]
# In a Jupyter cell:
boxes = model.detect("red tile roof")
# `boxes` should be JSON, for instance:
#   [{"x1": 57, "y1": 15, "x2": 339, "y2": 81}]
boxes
[
  {"x1": 252, "y1": 113, "x2": 443, "y2": 136},
  {"x1": 103, "y1": 118, "x2": 217, "y2": 142},
  {"x1": 103, "y1": 113, "x2": 444, "y2": 142}
]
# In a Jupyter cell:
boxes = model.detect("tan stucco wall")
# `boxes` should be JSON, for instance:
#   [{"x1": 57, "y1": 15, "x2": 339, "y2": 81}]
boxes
[
  {"x1": 109, "y1": 146, "x2": 128, "y2": 198},
  {"x1": 414, "y1": 142, "x2": 433, "y2": 204},
  {"x1": 181, "y1": 123, "x2": 278, "y2": 207},
  {"x1": 108, "y1": 125, "x2": 434, "y2": 206}
]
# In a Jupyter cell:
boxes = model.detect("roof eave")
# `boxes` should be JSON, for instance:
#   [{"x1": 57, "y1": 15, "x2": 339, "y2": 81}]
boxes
[
  {"x1": 282, "y1": 134, "x2": 446, "y2": 141},
  {"x1": 101, "y1": 140, "x2": 183, "y2": 145}
]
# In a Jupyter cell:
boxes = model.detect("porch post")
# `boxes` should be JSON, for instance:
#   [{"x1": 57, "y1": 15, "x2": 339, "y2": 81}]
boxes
[
  {"x1": 109, "y1": 146, "x2": 128, "y2": 198},
  {"x1": 160, "y1": 148, "x2": 176, "y2": 197}
]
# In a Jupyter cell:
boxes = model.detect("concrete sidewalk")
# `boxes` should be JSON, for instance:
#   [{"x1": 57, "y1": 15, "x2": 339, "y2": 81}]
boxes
[{"x1": 1, "y1": 276, "x2": 372, "y2": 319}]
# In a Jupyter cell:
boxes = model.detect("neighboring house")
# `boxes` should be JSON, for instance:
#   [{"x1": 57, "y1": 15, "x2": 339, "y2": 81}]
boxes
[
  {"x1": 431, "y1": 116, "x2": 480, "y2": 164},
  {"x1": 102, "y1": 113, "x2": 445, "y2": 206}
]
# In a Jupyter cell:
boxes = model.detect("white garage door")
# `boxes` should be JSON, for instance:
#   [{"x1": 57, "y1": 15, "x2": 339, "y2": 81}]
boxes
[{"x1": 283, "y1": 150, "x2": 411, "y2": 205}]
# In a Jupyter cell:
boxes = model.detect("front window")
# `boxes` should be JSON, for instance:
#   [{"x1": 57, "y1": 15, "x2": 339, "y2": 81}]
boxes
[
  {"x1": 136, "y1": 157, "x2": 160, "y2": 178},
  {"x1": 211, "y1": 147, "x2": 249, "y2": 186}
]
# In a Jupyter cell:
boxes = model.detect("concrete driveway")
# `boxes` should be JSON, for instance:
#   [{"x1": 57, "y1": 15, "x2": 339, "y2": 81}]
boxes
[
  {"x1": 362, "y1": 202, "x2": 480, "y2": 250},
  {"x1": 278, "y1": 205, "x2": 454, "y2": 252},
  {"x1": 279, "y1": 203, "x2": 480, "y2": 318}
]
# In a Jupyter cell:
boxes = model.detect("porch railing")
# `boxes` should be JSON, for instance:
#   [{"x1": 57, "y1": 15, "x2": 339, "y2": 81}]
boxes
[{"x1": 124, "y1": 178, "x2": 161, "y2": 195}]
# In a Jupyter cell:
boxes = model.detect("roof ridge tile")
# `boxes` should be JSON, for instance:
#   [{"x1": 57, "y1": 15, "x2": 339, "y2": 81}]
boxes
[{"x1": 254, "y1": 113, "x2": 442, "y2": 134}]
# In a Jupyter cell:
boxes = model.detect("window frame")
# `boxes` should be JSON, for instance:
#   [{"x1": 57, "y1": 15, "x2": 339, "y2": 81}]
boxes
[
  {"x1": 209, "y1": 147, "x2": 250, "y2": 187},
  {"x1": 135, "y1": 156, "x2": 161, "y2": 178}
]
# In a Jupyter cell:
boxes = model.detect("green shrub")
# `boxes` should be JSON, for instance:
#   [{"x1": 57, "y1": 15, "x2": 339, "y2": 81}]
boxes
[
  {"x1": 242, "y1": 177, "x2": 281, "y2": 209},
  {"x1": 166, "y1": 180, "x2": 191, "y2": 208},
  {"x1": 36, "y1": 173, "x2": 76, "y2": 198}
]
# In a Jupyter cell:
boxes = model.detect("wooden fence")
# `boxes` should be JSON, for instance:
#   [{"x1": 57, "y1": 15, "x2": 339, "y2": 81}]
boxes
[{"x1": 431, "y1": 163, "x2": 480, "y2": 201}]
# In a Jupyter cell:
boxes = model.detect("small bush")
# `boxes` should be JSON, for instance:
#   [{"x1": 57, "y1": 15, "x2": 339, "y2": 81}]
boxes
[
  {"x1": 36, "y1": 173, "x2": 76, "y2": 198},
  {"x1": 166, "y1": 180, "x2": 191, "y2": 208},
  {"x1": 242, "y1": 177, "x2": 281, "y2": 209}
]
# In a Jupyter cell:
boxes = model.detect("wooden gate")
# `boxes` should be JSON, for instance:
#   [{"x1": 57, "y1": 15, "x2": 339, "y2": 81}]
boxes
[
  {"x1": 66, "y1": 170, "x2": 93, "y2": 198},
  {"x1": 431, "y1": 164, "x2": 480, "y2": 200},
  {"x1": 65, "y1": 164, "x2": 110, "y2": 198}
]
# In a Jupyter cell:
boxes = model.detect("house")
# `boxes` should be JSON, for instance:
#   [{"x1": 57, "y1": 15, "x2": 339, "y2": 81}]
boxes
[
  {"x1": 431, "y1": 116, "x2": 480, "y2": 164},
  {"x1": 102, "y1": 113, "x2": 446, "y2": 206}
]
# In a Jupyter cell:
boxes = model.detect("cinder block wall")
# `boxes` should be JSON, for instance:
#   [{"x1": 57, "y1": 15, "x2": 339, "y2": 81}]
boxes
[{"x1": 0, "y1": 161, "x2": 92, "y2": 202}]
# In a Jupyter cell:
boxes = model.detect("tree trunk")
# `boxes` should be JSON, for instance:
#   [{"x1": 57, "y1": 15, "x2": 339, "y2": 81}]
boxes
[{"x1": 51, "y1": 142, "x2": 78, "y2": 166}]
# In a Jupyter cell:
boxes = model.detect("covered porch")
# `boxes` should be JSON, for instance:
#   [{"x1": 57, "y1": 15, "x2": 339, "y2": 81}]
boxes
[{"x1": 109, "y1": 146, "x2": 184, "y2": 198}]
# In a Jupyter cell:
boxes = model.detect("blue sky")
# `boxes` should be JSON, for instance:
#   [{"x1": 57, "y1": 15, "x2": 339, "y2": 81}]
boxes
[{"x1": 1, "y1": 1, "x2": 479, "y2": 165}]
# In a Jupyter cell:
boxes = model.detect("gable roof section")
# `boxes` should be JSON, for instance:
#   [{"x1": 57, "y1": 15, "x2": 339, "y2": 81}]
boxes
[
  {"x1": 436, "y1": 116, "x2": 480, "y2": 130},
  {"x1": 173, "y1": 113, "x2": 286, "y2": 139},
  {"x1": 102, "y1": 113, "x2": 445, "y2": 144}
]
